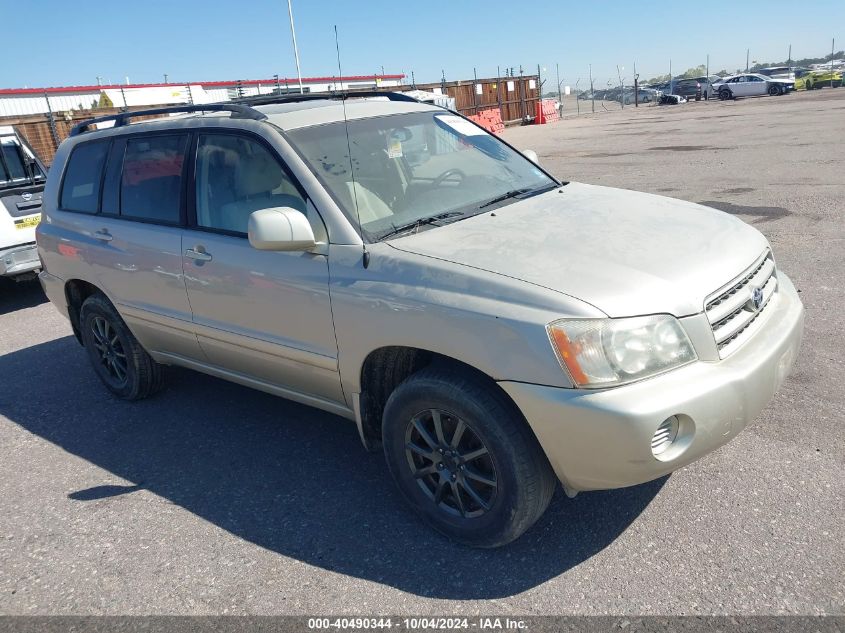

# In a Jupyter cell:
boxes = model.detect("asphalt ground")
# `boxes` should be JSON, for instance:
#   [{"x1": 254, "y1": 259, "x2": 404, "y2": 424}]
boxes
[{"x1": 0, "y1": 88, "x2": 843, "y2": 615}]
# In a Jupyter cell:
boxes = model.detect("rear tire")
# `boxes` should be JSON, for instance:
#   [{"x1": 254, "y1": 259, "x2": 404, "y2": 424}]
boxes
[
  {"x1": 382, "y1": 366, "x2": 556, "y2": 548},
  {"x1": 80, "y1": 294, "x2": 163, "y2": 400}
]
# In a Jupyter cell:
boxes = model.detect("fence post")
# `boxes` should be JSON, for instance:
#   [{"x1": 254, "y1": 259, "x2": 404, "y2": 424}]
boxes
[{"x1": 473, "y1": 67, "x2": 479, "y2": 115}]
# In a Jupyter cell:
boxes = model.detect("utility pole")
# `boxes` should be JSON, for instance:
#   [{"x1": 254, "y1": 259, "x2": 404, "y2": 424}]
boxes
[
  {"x1": 164, "y1": 73, "x2": 168, "y2": 84},
  {"x1": 96, "y1": 76, "x2": 102, "y2": 87},
  {"x1": 286, "y1": 0, "x2": 304, "y2": 94},
  {"x1": 589, "y1": 64, "x2": 595, "y2": 114},
  {"x1": 746, "y1": 48, "x2": 750, "y2": 72},
  {"x1": 411, "y1": 70, "x2": 416, "y2": 89},
  {"x1": 788, "y1": 44, "x2": 792, "y2": 64}
]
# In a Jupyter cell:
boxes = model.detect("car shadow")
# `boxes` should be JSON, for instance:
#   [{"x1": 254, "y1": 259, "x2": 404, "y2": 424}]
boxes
[
  {"x1": 0, "y1": 337, "x2": 666, "y2": 599},
  {"x1": 0, "y1": 278, "x2": 48, "y2": 314}
]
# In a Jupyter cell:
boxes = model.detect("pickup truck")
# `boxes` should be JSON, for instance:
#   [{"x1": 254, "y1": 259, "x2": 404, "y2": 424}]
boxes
[{"x1": 1, "y1": 126, "x2": 47, "y2": 281}]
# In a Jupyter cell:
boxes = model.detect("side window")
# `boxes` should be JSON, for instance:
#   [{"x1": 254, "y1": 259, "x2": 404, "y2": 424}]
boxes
[
  {"x1": 195, "y1": 134, "x2": 307, "y2": 234},
  {"x1": 120, "y1": 134, "x2": 188, "y2": 223},
  {"x1": 60, "y1": 140, "x2": 109, "y2": 213}
]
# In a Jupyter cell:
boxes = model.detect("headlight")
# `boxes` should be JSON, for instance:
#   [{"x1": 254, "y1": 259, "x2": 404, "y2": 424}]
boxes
[{"x1": 547, "y1": 315, "x2": 697, "y2": 388}]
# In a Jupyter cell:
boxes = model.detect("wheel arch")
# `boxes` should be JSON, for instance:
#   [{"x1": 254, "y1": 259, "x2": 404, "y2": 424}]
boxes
[
  {"x1": 356, "y1": 345, "x2": 529, "y2": 452},
  {"x1": 64, "y1": 278, "x2": 107, "y2": 344}
]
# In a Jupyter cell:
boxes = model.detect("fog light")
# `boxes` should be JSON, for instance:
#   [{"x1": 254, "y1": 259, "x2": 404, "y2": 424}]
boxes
[{"x1": 651, "y1": 416, "x2": 680, "y2": 457}]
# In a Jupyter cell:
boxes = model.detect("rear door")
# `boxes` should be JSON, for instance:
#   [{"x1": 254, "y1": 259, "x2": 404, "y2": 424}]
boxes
[
  {"x1": 181, "y1": 131, "x2": 343, "y2": 404},
  {"x1": 81, "y1": 133, "x2": 202, "y2": 359},
  {"x1": 747, "y1": 75, "x2": 767, "y2": 95}
]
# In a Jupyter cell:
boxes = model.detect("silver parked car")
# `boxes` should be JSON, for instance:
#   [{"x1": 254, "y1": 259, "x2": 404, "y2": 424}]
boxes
[{"x1": 37, "y1": 94, "x2": 804, "y2": 547}]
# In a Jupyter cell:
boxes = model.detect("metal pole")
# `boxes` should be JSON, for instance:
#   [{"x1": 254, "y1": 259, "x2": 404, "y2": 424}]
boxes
[
  {"x1": 496, "y1": 66, "x2": 503, "y2": 121},
  {"x1": 473, "y1": 67, "x2": 479, "y2": 114},
  {"x1": 518, "y1": 65, "x2": 526, "y2": 121},
  {"x1": 706, "y1": 54, "x2": 709, "y2": 100},
  {"x1": 589, "y1": 64, "x2": 594, "y2": 113},
  {"x1": 164, "y1": 73, "x2": 168, "y2": 83},
  {"x1": 831, "y1": 38, "x2": 836, "y2": 88},
  {"x1": 669, "y1": 59, "x2": 673, "y2": 94},
  {"x1": 556, "y1": 63, "x2": 562, "y2": 111},
  {"x1": 576, "y1": 78, "x2": 580, "y2": 115},
  {"x1": 788, "y1": 44, "x2": 792, "y2": 64},
  {"x1": 617, "y1": 65, "x2": 624, "y2": 109},
  {"x1": 746, "y1": 49, "x2": 750, "y2": 72},
  {"x1": 634, "y1": 62, "x2": 638, "y2": 107},
  {"x1": 43, "y1": 93, "x2": 61, "y2": 151},
  {"x1": 287, "y1": 0, "x2": 304, "y2": 94},
  {"x1": 120, "y1": 86, "x2": 127, "y2": 112}
]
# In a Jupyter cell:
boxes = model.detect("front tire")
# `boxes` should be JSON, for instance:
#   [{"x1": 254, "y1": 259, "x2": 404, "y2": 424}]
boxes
[
  {"x1": 382, "y1": 366, "x2": 556, "y2": 548},
  {"x1": 768, "y1": 85, "x2": 781, "y2": 96},
  {"x1": 80, "y1": 294, "x2": 163, "y2": 400},
  {"x1": 719, "y1": 88, "x2": 732, "y2": 100}
]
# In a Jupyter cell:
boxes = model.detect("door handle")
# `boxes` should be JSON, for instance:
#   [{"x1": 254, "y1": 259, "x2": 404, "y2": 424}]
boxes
[
  {"x1": 185, "y1": 247, "x2": 212, "y2": 262},
  {"x1": 94, "y1": 229, "x2": 113, "y2": 242}
]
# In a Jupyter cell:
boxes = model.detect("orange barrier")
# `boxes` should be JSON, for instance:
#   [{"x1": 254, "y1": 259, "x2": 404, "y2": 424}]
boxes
[
  {"x1": 467, "y1": 108, "x2": 505, "y2": 135},
  {"x1": 534, "y1": 99, "x2": 560, "y2": 124}
]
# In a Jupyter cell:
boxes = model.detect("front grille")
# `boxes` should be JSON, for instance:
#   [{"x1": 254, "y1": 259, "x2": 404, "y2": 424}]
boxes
[{"x1": 705, "y1": 251, "x2": 778, "y2": 358}]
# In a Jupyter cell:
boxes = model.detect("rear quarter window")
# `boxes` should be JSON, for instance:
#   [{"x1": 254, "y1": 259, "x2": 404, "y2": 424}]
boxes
[{"x1": 60, "y1": 140, "x2": 110, "y2": 213}]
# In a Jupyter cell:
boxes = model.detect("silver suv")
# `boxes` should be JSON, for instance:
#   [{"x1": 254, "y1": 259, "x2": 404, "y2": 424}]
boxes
[{"x1": 37, "y1": 93, "x2": 804, "y2": 547}]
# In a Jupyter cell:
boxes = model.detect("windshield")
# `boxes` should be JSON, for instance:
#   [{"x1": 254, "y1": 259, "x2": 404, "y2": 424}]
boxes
[
  {"x1": 0, "y1": 137, "x2": 46, "y2": 189},
  {"x1": 286, "y1": 111, "x2": 557, "y2": 240}
]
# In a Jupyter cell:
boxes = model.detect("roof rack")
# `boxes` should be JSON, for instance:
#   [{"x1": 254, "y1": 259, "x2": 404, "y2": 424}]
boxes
[
  {"x1": 68, "y1": 91, "x2": 420, "y2": 137},
  {"x1": 69, "y1": 103, "x2": 267, "y2": 137},
  {"x1": 231, "y1": 90, "x2": 419, "y2": 107}
]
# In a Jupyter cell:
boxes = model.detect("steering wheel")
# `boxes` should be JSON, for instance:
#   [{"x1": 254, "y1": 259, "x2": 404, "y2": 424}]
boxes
[{"x1": 431, "y1": 168, "x2": 467, "y2": 188}]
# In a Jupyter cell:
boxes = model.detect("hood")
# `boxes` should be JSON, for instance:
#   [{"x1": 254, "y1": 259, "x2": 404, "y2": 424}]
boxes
[{"x1": 388, "y1": 182, "x2": 769, "y2": 318}]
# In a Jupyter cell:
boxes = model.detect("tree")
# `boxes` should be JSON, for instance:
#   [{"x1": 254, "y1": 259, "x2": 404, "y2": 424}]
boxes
[
  {"x1": 97, "y1": 92, "x2": 114, "y2": 109},
  {"x1": 681, "y1": 65, "x2": 707, "y2": 78}
]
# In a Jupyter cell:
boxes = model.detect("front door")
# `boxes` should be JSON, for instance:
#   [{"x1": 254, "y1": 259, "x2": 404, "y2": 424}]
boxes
[{"x1": 182, "y1": 131, "x2": 343, "y2": 404}]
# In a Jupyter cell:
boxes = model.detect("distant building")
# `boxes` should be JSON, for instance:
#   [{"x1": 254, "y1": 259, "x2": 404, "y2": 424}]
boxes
[{"x1": 0, "y1": 74, "x2": 405, "y2": 117}]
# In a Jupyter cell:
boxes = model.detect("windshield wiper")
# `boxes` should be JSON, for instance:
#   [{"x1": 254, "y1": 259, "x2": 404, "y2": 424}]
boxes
[
  {"x1": 477, "y1": 183, "x2": 557, "y2": 210},
  {"x1": 378, "y1": 211, "x2": 465, "y2": 241}
]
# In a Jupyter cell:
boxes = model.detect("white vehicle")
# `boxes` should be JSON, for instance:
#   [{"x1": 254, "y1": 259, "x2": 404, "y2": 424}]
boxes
[
  {"x1": 757, "y1": 67, "x2": 796, "y2": 82},
  {"x1": 713, "y1": 74, "x2": 794, "y2": 99},
  {"x1": 1, "y1": 126, "x2": 47, "y2": 281}
]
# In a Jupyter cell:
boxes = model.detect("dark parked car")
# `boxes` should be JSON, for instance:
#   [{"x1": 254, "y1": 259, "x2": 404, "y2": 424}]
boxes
[{"x1": 672, "y1": 78, "x2": 709, "y2": 100}]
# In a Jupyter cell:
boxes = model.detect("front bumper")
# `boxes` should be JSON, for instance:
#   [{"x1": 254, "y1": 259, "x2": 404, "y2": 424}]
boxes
[
  {"x1": 0, "y1": 242, "x2": 40, "y2": 277},
  {"x1": 500, "y1": 272, "x2": 804, "y2": 492}
]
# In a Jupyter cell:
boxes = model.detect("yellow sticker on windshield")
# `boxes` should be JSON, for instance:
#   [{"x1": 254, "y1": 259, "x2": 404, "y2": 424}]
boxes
[{"x1": 387, "y1": 138, "x2": 403, "y2": 159}]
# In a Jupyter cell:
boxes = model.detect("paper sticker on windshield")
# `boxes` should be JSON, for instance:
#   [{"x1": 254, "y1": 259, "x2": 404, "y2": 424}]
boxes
[
  {"x1": 435, "y1": 114, "x2": 486, "y2": 137},
  {"x1": 387, "y1": 138, "x2": 403, "y2": 159}
]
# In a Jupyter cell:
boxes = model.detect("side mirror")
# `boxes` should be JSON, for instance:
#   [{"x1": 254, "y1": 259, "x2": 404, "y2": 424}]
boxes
[
  {"x1": 523, "y1": 149, "x2": 540, "y2": 164},
  {"x1": 248, "y1": 207, "x2": 316, "y2": 252}
]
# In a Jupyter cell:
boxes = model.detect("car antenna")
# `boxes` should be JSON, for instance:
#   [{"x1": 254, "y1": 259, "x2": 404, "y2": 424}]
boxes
[{"x1": 334, "y1": 25, "x2": 370, "y2": 269}]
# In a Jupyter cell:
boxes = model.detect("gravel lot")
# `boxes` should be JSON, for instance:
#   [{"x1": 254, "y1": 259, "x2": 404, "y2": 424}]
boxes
[{"x1": 1, "y1": 89, "x2": 843, "y2": 616}]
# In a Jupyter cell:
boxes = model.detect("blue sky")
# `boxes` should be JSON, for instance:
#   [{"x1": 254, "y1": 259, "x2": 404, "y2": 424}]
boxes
[{"x1": 2, "y1": 0, "x2": 842, "y2": 89}]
